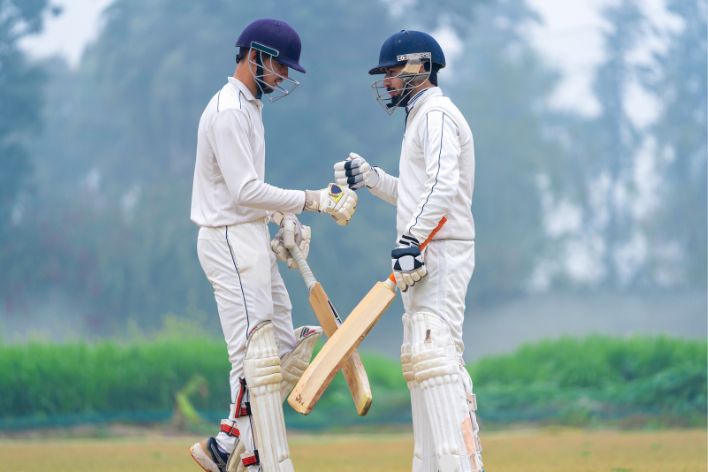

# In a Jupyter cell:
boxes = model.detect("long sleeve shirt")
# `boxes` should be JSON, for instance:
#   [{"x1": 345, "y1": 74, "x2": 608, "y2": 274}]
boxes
[
  {"x1": 191, "y1": 77, "x2": 306, "y2": 227},
  {"x1": 368, "y1": 87, "x2": 475, "y2": 243}
]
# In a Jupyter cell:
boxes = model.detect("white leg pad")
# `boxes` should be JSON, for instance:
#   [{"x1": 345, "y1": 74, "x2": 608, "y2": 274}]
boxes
[
  {"x1": 280, "y1": 326, "x2": 322, "y2": 398},
  {"x1": 244, "y1": 321, "x2": 294, "y2": 472},
  {"x1": 227, "y1": 326, "x2": 320, "y2": 472},
  {"x1": 227, "y1": 441, "x2": 245, "y2": 472},
  {"x1": 410, "y1": 312, "x2": 484, "y2": 472},
  {"x1": 402, "y1": 314, "x2": 436, "y2": 472}
]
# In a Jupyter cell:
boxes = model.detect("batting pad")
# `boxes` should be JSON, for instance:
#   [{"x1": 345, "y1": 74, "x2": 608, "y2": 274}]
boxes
[
  {"x1": 410, "y1": 312, "x2": 483, "y2": 472},
  {"x1": 402, "y1": 314, "x2": 436, "y2": 472},
  {"x1": 244, "y1": 321, "x2": 294, "y2": 472},
  {"x1": 226, "y1": 326, "x2": 320, "y2": 472}
]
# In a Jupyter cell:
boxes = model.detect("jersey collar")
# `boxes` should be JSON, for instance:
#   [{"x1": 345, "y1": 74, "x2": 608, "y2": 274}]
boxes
[
  {"x1": 228, "y1": 77, "x2": 260, "y2": 104},
  {"x1": 406, "y1": 86, "x2": 442, "y2": 114}
]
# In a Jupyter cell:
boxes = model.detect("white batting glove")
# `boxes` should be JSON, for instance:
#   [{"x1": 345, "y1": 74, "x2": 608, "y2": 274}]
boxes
[
  {"x1": 333, "y1": 153, "x2": 380, "y2": 190},
  {"x1": 391, "y1": 234, "x2": 427, "y2": 292},
  {"x1": 303, "y1": 183, "x2": 357, "y2": 226},
  {"x1": 271, "y1": 213, "x2": 311, "y2": 269}
]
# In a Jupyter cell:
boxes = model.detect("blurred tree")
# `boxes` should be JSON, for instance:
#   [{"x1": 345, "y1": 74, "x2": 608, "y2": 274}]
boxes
[
  {"x1": 19, "y1": 0, "x2": 401, "y2": 330},
  {"x1": 411, "y1": 0, "x2": 568, "y2": 300},
  {"x1": 0, "y1": 0, "x2": 54, "y2": 311},
  {"x1": 590, "y1": 0, "x2": 645, "y2": 288},
  {"x1": 546, "y1": 0, "x2": 648, "y2": 290},
  {"x1": 641, "y1": 0, "x2": 707, "y2": 288}
]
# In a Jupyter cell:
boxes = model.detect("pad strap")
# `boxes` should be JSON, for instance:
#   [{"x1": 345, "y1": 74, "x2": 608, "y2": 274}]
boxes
[
  {"x1": 241, "y1": 450, "x2": 260, "y2": 467},
  {"x1": 220, "y1": 419, "x2": 241, "y2": 438},
  {"x1": 231, "y1": 378, "x2": 252, "y2": 418}
]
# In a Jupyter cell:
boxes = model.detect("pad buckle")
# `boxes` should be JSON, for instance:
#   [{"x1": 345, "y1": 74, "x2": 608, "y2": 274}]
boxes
[{"x1": 241, "y1": 450, "x2": 260, "y2": 466}]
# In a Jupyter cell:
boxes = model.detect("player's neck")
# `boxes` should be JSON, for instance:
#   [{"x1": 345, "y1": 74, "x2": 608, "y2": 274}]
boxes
[{"x1": 234, "y1": 64, "x2": 258, "y2": 97}]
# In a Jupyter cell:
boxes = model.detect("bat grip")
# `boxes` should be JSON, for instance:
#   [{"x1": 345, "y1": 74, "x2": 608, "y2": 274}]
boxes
[
  {"x1": 281, "y1": 218, "x2": 317, "y2": 289},
  {"x1": 289, "y1": 244, "x2": 317, "y2": 290}
]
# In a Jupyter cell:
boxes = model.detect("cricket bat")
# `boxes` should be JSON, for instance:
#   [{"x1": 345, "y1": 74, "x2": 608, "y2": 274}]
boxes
[
  {"x1": 288, "y1": 217, "x2": 447, "y2": 415},
  {"x1": 284, "y1": 230, "x2": 372, "y2": 416}
]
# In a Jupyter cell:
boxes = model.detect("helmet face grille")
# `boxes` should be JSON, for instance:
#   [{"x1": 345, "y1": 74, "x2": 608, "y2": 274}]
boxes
[
  {"x1": 248, "y1": 49, "x2": 301, "y2": 103},
  {"x1": 370, "y1": 60, "x2": 432, "y2": 115}
]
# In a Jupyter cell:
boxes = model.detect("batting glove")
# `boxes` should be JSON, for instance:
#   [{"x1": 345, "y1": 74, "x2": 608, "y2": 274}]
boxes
[
  {"x1": 303, "y1": 183, "x2": 357, "y2": 226},
  {"x1": 333, "y1": 153, "x2": 380, "y2": 190},
  {"x1": 391, "y1": 234, "x2": 427, "y2": 292},
  {"x1": 270, "y1": 213, "x2": 311, "y2": 269}
]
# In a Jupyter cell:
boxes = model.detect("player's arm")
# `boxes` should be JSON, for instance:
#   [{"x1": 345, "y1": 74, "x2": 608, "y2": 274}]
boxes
[
  {"x1": 334, "y1": 153, "x2": 398, "y2": 205},
  {"x1": 404, "y1": 110, "x2": 460, "y2": 242},
  {"x1": 210, "y1": 109, "x2": 305, "y2": 213},
  {"x1": 211, "y1": 110, "x2": 357, "y2": 224}
]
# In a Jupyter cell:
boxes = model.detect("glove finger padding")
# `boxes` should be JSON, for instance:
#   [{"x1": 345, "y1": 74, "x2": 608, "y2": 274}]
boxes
[
  {"x1": 391, "y1": 235, "x2": 427, "y2": 291},
  {"x1": 327, "y1": 184, "x2": 357, "y2": 225},
  {"x1": 333, "y1": 153, "x2": 374, "y2": 191},
  {"x1": 271, "y1": 214, "x2": 311, "y2": 268}
]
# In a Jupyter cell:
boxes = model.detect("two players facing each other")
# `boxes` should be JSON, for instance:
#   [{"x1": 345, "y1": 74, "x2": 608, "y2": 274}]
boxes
[{"x1": 189, "y1": 17, "x2": 483, "y2": 472}]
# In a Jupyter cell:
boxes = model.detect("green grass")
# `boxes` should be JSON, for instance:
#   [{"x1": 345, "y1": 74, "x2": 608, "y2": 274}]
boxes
[{"x1": 0, "y1": 429, "x2": 705, "y2": 471}]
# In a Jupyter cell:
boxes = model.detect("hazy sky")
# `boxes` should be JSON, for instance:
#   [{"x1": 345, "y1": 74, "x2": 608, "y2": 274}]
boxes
[
  {"x1": 20, "y1": 0, "x2": 112, "y2": 66},
  {"x1": 21, "y1": 0, "x2": 675, "y2": 120}
]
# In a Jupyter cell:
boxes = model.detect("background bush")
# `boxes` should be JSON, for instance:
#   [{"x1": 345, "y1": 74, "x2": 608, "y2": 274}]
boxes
[{"x1": 0, "y1": 335, "x2": 704, "y2": 430}]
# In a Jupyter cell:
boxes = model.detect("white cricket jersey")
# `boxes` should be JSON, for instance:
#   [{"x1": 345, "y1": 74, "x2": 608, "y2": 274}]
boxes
[
  {"x1": 190, "y1": 77, "x2": 306, "y2": 227},
  {"x1": 369, "y1": 87, "x2": 475, "y2": 242}
]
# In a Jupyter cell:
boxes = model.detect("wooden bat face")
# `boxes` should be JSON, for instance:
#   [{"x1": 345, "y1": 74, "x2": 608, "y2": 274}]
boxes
[
  {"x1": 288, "y1": 217, "x2": 447, "y2": 415},
  {"x1": 288, "y1": 280, "x2": 396, "y2": 415},
  {"x1": 306, "y1": 282, "x2": 372, "y2": 416}
]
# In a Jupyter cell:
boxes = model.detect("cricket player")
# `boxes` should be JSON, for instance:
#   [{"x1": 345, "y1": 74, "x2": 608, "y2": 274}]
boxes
[
  {"x1": 334, "y1": 30, "x2": 484, "y2": 471},
  {"x1": 189, "y1": 18, "x2": 357, "y2": 472}
]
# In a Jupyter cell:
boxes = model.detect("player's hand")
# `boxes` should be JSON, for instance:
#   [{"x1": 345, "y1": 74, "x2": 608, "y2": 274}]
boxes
[
  {"x1": 304, "y1": 183, "x2": 357, "y2": 226},
  {"x1": 271, "y1": 213, "x2": 311, "y2": 269},
  {"x1": 391, "y1": 234, "x2": 427, "y2": 292},
  {"x1": 333, "y1": 153, "x2": 379, "y2": 190}
]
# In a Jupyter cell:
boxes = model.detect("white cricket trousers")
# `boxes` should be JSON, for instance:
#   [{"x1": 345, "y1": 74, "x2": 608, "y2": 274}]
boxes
[
  {"x1": 196, "y1": 219, "x2": 296, "y2": 453},
  {"x1": 401, "y1": 239, "x2": 475, "y2": 350}
]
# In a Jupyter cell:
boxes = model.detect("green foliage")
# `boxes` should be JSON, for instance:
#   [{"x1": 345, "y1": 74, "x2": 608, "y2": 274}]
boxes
[
  {"x1": 0, "y1": 0, "x2": 51, "y2": 242},
  {"x1": 0, "y1": 336, "x2": 704, "y2": 429},
  {"x1": 0, "y1": 337, "x2": 230, "y2": 419},
  {"x1": 471, "y1": 336, "x2": 707, "y2": 426}
]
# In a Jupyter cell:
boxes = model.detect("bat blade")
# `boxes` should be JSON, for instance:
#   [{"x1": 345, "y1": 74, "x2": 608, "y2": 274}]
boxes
[
  {"x1": 288, "y1": 280, "x2": 396, "y2": 415},
  {"x1": 308, "y1": 283, "x2": 372, "y2": 415}
]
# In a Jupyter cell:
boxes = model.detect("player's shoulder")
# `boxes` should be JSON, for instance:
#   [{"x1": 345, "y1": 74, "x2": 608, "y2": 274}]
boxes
[
  {"x1": 424, "y1": 96, "x2": 470, "y2": 130},
  {"x1": 421, "y1": 95, "x2": 460, "y2": 116},
  {"x1": 203, "y1": 83, "x2": 251, "y2": 127},
  {"x1": 214, "y1": 81, "x2": 248, "y2": 113}
]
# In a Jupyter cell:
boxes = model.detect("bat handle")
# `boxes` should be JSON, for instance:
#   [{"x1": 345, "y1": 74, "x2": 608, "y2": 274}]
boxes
[
  {"x1": 289, "y1": 245, "x2": 317, "y2": 290},
  {"x1": 419, "y1": 216, "x2": 448, "y2": 250},
  {"x1": 282, "y1": 218, "x2": 317, "y2": 290}
]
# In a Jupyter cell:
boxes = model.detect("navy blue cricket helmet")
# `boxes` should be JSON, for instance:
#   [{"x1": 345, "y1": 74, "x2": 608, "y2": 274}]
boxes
[
  {"x1": 369, "y1": 30, "x2": 445, "y2": 75},
  {"x1": 236, "y1": 18, "x2": 306, "y2": 73}
]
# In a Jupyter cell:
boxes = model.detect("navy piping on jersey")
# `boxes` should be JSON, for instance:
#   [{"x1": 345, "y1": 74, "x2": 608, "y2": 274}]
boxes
[
  {"x1": 408, "y1": 112, "x2": 446, "y2": 235},
  {"x1": 224, "y1": 227, "x2": 251, "y2": 337}
]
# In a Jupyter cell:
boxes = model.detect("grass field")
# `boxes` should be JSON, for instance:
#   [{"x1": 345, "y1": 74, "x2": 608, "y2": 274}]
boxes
[{"x1": 0, "y1": 429, "x2": 705, "y2": 471}]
